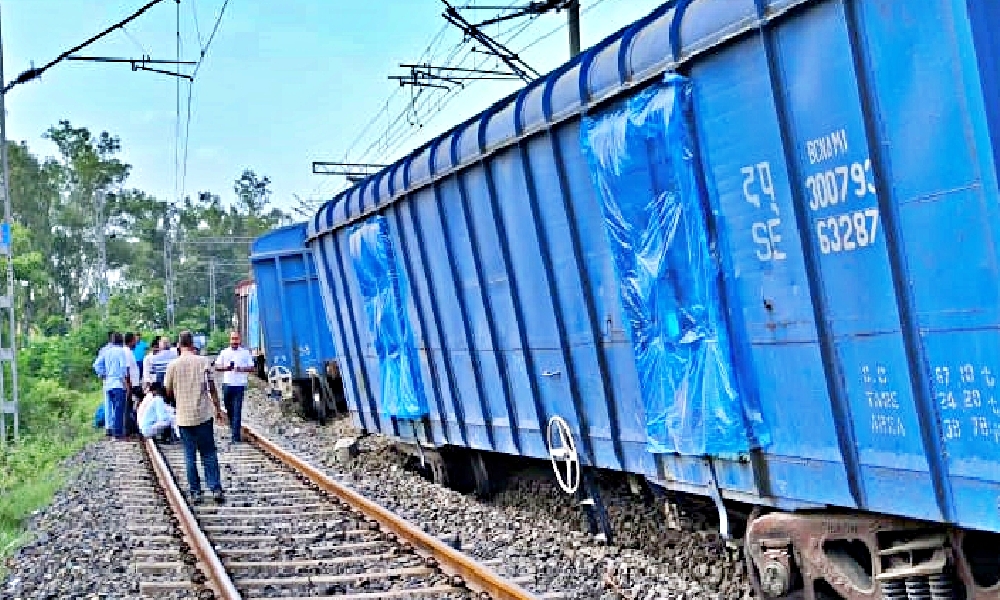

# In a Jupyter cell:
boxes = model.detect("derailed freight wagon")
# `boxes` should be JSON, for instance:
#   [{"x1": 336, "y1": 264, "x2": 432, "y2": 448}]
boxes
[
  {"x1": 309, "y1": 0, "x2": 1000, "y2": 597},
  {"x1": 250, "y1": 223, "x2": 344, "y2": 422}
]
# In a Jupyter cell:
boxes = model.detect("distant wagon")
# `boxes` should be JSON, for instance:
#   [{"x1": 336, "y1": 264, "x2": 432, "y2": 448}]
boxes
[
  {"x1": 233, "y1": 279, "x2": 265, "y2": 379},
  {"x1": 250, "y1": 223, "x2": 344, "y2": 422},
  {"x1": 306, "y1": 0, "x2": 1000, "y2": 598}
]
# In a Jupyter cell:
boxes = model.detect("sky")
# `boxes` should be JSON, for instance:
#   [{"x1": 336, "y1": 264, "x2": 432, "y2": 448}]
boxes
[{"x1": 2, "y1": 0, "x2": 666, "y2": 213}]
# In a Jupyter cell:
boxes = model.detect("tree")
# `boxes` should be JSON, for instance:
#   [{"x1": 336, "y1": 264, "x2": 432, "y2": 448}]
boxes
[
  {"x1": 41, "y1": 121, "x2": 132, "y2": 315},
  {"x1": 5, "y1": 122, "x2": 291, "y2": 337},
  {"x1": 233, "y1": 169, "x2": 271, "y2": 215}
]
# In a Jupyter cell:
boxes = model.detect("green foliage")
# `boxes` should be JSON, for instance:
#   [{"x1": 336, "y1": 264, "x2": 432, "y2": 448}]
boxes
[
  {"x1": 207, "y1": 329, "x2": 231, "y2": 354},
  {"x1": 0, "y1": 389, "x2": 100, "y2": 560},
  {"x1": 7, "y1": 121, "x2": 289, "y2": 334},
  {"x1": 1, "y1": 317, "x2": 109, "y2": 561}
]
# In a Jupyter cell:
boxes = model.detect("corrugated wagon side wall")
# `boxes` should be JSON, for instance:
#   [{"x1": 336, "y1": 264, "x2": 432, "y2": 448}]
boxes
[
  {"x1": 308, "y1": 0, "x2": 1000, "y2": 532},
  {"x1": 309, "y1": 119, "x2": 659, "y2": 475}
]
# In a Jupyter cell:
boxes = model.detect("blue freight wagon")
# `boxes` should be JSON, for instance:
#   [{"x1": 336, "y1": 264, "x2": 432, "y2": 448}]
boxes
[
  {"x1": 308, "y1": 0, "x2": 1000, "y2": 596},
  {"x1": 250, "y1": 223, "x2": 343, "y2": 421}
]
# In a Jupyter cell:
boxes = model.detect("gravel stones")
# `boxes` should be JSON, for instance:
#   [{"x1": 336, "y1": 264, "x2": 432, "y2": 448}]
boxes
[
  {"x1": 2, "y1": 385, "x2": 754, "y2": 599},
  {"x1": 242, "y1": 387, "x2": 754, "y2": 599},
  {"x1": 2, "y1": 441, "x2": 143, "y2": 599}
]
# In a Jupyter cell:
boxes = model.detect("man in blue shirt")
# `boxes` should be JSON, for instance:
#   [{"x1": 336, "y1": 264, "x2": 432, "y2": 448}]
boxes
[
  {"x1": 132, "y1": 332, "x2": 149, "y2": 377},
  {"x1": 93, "y1": 332, "x2": 134, "y2": 439}
]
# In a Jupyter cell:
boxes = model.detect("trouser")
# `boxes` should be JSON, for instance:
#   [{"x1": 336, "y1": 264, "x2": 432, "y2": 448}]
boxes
[
  {"x1": 126, "y1": 387, "x2": 142, "y2": 436},
  {"x1": 104, "y1": 395, "x2": 111, "y2": 435},
  {"x1": 106, "y1": 388, "x2": 127, "y2": 438},
  {"x1": 178, "y1": 419, "x2": 221, "y2": 494},
  {"x1": 223, "y1": 385, "x2": 245, "y2": 443}
]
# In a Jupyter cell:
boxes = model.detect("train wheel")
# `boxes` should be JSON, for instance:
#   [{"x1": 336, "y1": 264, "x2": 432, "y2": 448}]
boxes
[{"x1": 744, "y1": 508, "x2": 814, "y2": 599}]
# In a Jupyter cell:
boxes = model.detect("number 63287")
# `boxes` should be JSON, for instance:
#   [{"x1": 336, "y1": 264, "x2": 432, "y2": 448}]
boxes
[{"x1": 815, "y1": 208, "x2": 880, "y2": 254}]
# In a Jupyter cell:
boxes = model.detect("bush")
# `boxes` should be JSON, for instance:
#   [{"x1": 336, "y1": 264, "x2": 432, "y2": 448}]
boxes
[
  {"x1": 0, "y1": 388, "x2": 101, "y2": 562},
  {"x1": 1, "y1": 323, "x2": 105, "y2": 563},
  {"x1": 206, "y1": 330, "x2": 231, "y2": 355}
]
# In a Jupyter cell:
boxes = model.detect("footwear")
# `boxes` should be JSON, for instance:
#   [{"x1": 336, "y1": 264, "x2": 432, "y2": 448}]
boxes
[
  {"x1": 190, "y1": 491, "x2": 204, "y2": 505},
  {"x1": 212, "y1": 489, "x2": 226, "y2": 505}
]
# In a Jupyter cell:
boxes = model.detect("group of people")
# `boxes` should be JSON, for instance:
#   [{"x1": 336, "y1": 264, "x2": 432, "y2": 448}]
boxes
[{"x1": 93, "y1": 329, "x2": 256, "y2": 505}]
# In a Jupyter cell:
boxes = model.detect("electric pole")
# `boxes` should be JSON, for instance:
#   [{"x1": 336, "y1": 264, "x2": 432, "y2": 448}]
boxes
[
  {"x1": 209, "y1": 256, "x2": 216, "y2": 331},
  {"x1": 164, "y1": 204, "x2": 175, "y2": 328},
  {"x1": 567, "y1": 0, "x2": 580, "y2": 57},
  {"x1": 0, "y1": 2, "x2": 20, "y2": 445},
  {"x1": 95, "y1": 189, "x2": 108, "y2": 320}
]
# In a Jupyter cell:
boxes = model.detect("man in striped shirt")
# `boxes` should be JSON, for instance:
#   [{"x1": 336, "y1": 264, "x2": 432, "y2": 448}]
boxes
[{"x1": 146, "y1": 336, "x2": 178, "y2": 393}]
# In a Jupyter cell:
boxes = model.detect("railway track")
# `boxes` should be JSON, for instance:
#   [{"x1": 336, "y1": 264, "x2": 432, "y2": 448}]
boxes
[{"x1": 117, "y1": 422, "x2": 538, "y2": 599}]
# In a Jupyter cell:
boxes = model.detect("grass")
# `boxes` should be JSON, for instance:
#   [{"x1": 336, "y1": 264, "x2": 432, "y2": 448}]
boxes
[{"x1": 0, "y1": 387, "x2": 103, "y2": 568}]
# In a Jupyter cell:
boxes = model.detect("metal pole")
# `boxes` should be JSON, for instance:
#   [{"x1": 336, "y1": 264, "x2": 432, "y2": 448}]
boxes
[
  {"x1": 96, "y1": 189, "x2": 108, "y2": 320},
  {"x1": 0, "y1": 1, "x2": 20, "y2": 443},
  {"x1": 209, "y1": 256, "x2": 216, "y2": 331},
  {"x1": 164, "y1": 204, "x2": 174, "y2": 328},
  {"x1": 567, "y1": 0, "x2": 581, "y2": 58}
]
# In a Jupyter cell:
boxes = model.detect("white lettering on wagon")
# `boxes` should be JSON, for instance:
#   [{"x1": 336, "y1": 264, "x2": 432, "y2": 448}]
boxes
[
  {"x1": 933, "y1": 362, "x2": 1000, "y2": 443},
  {"x1": 806, "y1": 129, "x2": 849, "y2": 165},
  {"x1": 861, "y1": 363, "x2": 905, "y2": 438},
  {"x1": 803, "y1": 129, "x2": 881, "y2": 256},
  {"x1": 741, "y1": 161, "x2": 787, "y2": 263}
]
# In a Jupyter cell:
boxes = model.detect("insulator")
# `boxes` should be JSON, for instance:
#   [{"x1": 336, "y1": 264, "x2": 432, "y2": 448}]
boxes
[
  {"x1": 880, "y1": 579, "x2": 907, "y2": 600},
  {"x1": 905, "y1": 576, "x2": 931, "y2": 600},
  {"x1": 929, "y1": 572, "x2": 955, "y2": 600}
]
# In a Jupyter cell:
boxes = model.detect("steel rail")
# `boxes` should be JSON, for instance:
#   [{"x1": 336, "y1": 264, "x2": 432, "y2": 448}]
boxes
[
  {"x1": 142, "y1": 438, "x2": 243, "y2": 600},
  {"x1": 242, "y1": 423, "x2": 540, "y2": 600}
]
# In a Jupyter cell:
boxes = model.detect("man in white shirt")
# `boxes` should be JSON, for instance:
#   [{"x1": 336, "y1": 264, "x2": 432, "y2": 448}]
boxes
[
  {"x1": 124, "y1": 332, "x2": 142, "y2": 435},
  {"x1": 137, "y1": 381, "x2": 177, "y2": 441},
  {"x1": 96, "y1": 331, "x2": 114, "y2": 435},
  {"x1": 215, "y1": 331, "x2": 254, "y2": 443}
]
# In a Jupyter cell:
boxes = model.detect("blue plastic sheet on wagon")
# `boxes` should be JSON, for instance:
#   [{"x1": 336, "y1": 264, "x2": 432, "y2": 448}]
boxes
[
  {"x1": 580, "y1": 74, "x2": 766, "y2": 456},
  {"x1": 247, "y1": 286, "x2": 261, "y2": 355},
  {"x1": 348, "y1": 215, "x2": 429, "y2": 420}
]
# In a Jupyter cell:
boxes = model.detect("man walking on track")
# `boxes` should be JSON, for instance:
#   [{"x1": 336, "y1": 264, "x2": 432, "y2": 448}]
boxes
[
  {"x1": 165, "y1": 331, "x2": 225, "y2": 505},
  {"x1": 215, "y1": 331, "x2": 254, "y2": 444},
  {"x1": 93, "y1": 332, "x2": 132, "y2": 440}
]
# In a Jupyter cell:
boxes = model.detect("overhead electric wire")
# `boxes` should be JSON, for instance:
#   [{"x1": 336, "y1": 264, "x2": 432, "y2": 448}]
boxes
[
  {"x1": 191, "y1": 0, "x2": 204, "y2": 49},
  {"x1": 193, "y1": 0, "x2": 230, "y2": 78},
  {"x1": 121, "y1": 24, "x2": 150, "y2": 56},
  {"x1": 319, "y1": 0, "x2": 592, "y2": 201},
  {"x1": 518, "y1": 0, "x2": 612, "y2": 52},
  {"x1": 180, "y1": 0, "x2": 231, "y2": 206},
  {"x1": 174, "y1": 0, "x2": 181, "y2": 209},
  {"x1": 351, "y1": 2, "x2": 537, "y2": 169},
  {"x1": 2, "y1": 0, "x2": 166, "y2": 94}
]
